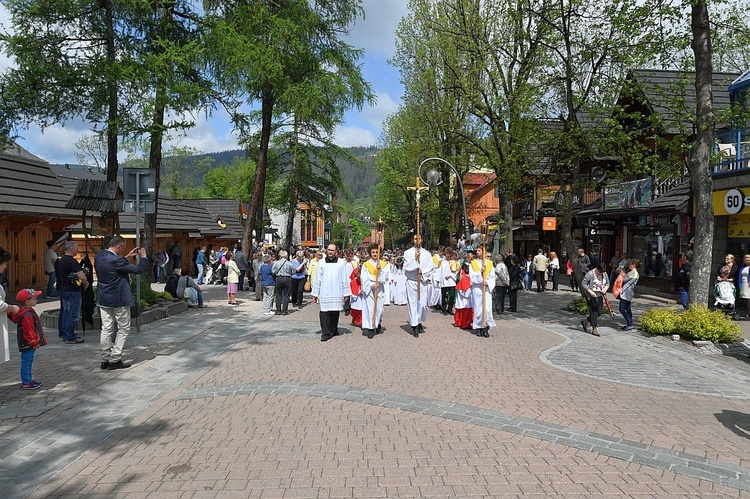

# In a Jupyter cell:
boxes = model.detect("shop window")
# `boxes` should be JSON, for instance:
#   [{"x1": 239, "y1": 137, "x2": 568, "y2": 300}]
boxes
[{"x1": 632, "y1": 229, "x2": 675, "y2": 279}]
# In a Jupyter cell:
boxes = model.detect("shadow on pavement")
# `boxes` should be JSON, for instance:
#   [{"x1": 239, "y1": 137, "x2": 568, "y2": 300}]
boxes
[{"x1": 715, "y1": 410, "x2": 750, "y2": 440}]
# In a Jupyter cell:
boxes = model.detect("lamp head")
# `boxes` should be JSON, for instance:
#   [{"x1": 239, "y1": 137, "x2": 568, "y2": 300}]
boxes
[{"x1": 426, "y1": 169, "x2": 442, "y2": 186}]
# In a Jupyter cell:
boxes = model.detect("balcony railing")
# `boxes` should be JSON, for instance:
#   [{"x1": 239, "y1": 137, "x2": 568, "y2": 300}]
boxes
[{"x1": 715, "y1": 127, "x2": 750, "y2": 175}]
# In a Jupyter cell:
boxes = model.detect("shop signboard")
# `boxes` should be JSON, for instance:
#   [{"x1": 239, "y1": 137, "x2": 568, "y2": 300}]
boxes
[
  {"x1": 714, "y1": 188, "x2": 750, "y2": 216},
  {"x1": 604, "y1": 178, "x2": 652, "y2": 210},
  {"x1": 728, "y1": 214, "x2": 750, "y2": 238},
  {"x1": 587, "y1": 228, "x2": 615, "y2": 236}
]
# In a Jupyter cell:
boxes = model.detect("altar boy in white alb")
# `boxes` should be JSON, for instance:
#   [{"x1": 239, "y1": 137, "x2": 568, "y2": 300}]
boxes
[
  {"x1": 359, "y1": 243, "x2": 390, "y2": 339},
  {"x1": 468, "y1": 247, "x2": 496, "y2": 338},
  {"x1": 402, "y1": 235, "x2": 435, "y2": 337}
]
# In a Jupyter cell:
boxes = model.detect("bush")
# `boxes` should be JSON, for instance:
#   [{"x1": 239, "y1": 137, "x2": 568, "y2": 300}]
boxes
[
  {"x1": 157, "y1": 292, "x2": 173, "y2": 301},
  {"x1": 567, "y1": 297, "x2": 589, "y2": 315},
  {"x1": 675, "y1": 304, "x2": 742, "y2": 343},
  {"x1": 131, "y1": 277, "x2": 159, "y2": 306},
  {"x1": 641, "y1": 304, "x2": 742, "y2": 343},
  {"x1": 640, "y1": 308, "x2": 681, "y2": 335}
]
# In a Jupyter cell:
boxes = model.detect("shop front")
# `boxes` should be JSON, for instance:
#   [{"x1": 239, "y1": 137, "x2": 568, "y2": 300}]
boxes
[{"x1": 713, "y1": 187, "x2": 750, "y2": 266}]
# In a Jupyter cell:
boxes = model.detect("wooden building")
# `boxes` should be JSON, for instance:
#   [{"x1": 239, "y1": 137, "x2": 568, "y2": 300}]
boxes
[{"x1": 0, "y1": 143, "x2": 81, "y2": 290}]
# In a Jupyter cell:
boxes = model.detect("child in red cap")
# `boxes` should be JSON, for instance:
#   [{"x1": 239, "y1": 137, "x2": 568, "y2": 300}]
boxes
[{"x1": 9, "y1": 288, "x2": 47, "y2": 390}]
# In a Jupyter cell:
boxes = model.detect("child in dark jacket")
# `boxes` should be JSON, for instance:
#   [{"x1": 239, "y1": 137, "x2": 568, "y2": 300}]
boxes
[{"x1": 10, "y1": 288, "x2": 47, "y2": 390}]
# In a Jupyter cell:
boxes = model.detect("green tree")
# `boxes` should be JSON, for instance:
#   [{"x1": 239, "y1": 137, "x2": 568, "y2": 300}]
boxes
[
  {"x1": 202, "y1": 0, "x2": 372, "y2": 254},
  {"x1": 530, "y1": 0, "x2": 663, "y2": 286},
  {"x1": 0, "y1": 0, "x2": 133, "y2": 184}
]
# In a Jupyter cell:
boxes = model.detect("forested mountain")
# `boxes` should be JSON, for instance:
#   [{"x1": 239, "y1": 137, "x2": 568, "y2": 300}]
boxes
[{"x1": 183, "y1": 145, "x2": 380, "y2": 201}]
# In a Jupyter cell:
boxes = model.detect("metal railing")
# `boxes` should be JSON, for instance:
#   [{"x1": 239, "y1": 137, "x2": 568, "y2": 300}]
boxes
[{"x1": 714, "y1": 127, "x2": 750, "y2": 175}]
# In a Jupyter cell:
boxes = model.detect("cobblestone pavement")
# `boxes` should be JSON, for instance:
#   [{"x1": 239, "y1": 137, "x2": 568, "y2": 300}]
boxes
[{"x1": 1, "y1": 284, "x2": 749, "y2": 498}]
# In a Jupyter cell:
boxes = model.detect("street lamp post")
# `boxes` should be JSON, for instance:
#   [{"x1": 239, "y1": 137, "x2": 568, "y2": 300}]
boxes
[
  {"x1": 418, "y1": 157, "x2": 471, "y2": 244},
  {"x1": 346, "y1": 206, "x2": 371, "y2": 248}
]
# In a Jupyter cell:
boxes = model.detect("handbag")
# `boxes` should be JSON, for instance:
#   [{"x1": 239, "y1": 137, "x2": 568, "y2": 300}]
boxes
[
  {"x1": 304, "y1": 279, "x2": 311, "y2": 292},
  {"x1": 130, "y1": 303, "x2": 142, "y2": 318}
]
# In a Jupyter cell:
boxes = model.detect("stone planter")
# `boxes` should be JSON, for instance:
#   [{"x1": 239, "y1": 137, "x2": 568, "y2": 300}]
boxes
[{"x1": 41, "y1": 299, "x2": 189, "y2": 332}]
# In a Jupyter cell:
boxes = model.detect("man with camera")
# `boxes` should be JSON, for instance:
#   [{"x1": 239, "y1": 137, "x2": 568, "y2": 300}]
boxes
[{"x1": 95, "y1": 236, "x2": 148, "y2": 370}]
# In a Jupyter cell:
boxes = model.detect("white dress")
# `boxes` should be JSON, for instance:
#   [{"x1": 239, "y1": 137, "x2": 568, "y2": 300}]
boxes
[
  {"x1": 392, "y1": 267, "x2": 408, "y2": 305},
  {"x1": 0, "y1": 285, "x2": 11, "y2": 363}
]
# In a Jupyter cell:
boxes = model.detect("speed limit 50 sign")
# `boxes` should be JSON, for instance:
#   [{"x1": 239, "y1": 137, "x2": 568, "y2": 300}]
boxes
[{"x1": 714, "y1": 188, "x2": 750, "y2": 216}]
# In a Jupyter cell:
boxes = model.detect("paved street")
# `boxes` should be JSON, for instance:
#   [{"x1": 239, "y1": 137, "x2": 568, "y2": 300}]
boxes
[{"x1": 2, "y1": 284, "x2": 750, "y2": 498}]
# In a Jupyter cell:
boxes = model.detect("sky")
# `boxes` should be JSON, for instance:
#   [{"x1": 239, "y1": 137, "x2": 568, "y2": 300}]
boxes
[{"x1": 0, "y1": 0, "x2": 409, "y2": 165}]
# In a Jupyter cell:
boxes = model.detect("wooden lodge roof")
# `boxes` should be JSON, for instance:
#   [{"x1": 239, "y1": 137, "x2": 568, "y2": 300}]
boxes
[
  {"x1": 623, "y1": 69, "x2": 740, "y2": 134},
  {"x1": 0, "y1": 142, "x2": 81, "y2": 219}
]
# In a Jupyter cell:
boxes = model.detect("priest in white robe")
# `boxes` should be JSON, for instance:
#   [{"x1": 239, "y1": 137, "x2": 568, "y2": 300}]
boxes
[{"x1": 312, "y1": 244, "x2": 349, "y2": 342}]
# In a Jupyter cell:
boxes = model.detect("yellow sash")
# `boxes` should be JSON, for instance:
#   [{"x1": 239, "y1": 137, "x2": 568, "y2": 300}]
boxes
[
  {"x1": 432, "y1": 254, "x2": 440, "y2": 267},
  {"x1": 449, "y1": 260, "x2": 461, "y2": 272},
  {"x1": 471, "y1": 258, "x2": 492, "y2": 278},
  {"x1": 363, "y1": 260, "x2": 386, "y2": 277}
]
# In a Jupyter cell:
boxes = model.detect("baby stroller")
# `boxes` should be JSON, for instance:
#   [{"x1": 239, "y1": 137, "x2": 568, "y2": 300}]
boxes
[
  {"x1": 209, "y1": 262, "x2": 226, "y2": 285},
  {"x1": 714, "y1": 280, "x2": 736, "y2": 318}
]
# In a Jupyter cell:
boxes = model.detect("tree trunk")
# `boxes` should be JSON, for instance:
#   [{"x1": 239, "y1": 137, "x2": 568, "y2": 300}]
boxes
[
  {"x1": 104, "y1": 0, "x2": 118, "y2": 185},
  {"x1": 687, "y1": 0, "x2": 715, "y2": 307},
  {"x1": 143, "y1": 78, "x2": 166, "y2": 284},
  {"x1": 244, "y1": 88, "x2": 274, "y2": 253}
]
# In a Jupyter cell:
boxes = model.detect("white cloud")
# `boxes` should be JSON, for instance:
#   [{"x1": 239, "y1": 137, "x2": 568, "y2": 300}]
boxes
[
  {"x1": 362, "y1": 92, "x2": 399, "y2": 129},
  {"x1": 346, "y1": 0, "x2": 410, "y2": 58},
  {"x1": 333, "y1": 126, "x2": 378, "y2": 147}
]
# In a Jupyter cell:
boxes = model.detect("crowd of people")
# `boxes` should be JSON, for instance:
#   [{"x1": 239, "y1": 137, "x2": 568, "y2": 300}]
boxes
[{"x1": 5, "y1": 233, "x2": 750, "y2": 391}]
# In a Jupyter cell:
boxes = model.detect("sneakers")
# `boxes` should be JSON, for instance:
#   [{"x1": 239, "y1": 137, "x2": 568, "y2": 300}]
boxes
[
  {"x1": 21, "y1": 380, "x2": 42, "y2": 390},
  {"x1": 107, "y1": 360, "x2": 131, "y2": 370},
  {"x1": 64, "y1": 337, "x2": 85, "y2": 344},
  {"x1": 263, "y1": 311, "x2": 275, "y2": 316}
]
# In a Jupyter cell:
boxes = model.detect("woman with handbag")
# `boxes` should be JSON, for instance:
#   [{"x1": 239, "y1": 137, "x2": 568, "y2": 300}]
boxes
[
  {"x1": 580, "y1": 263, "x2": 610, "y2": 337},
  {"x1": 507, "y1": 255, "x2": 523, "y2": 312},
  {"x1": 616, "y1": 259, "x2": 640, "y2": 331}
]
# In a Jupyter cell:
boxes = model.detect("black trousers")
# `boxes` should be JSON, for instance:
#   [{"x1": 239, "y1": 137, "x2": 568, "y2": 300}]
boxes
[
  {"x1": 535, "y1": 270, "x2": 546, "y2": 291},
  {"x1": 291, "y1": 278, "x2": 305, "y2": 306},
  {"x1": 441, "y1": 286, "x2": 455, "y2": 314},
  {"x1": 585, "y1": 294, "x2": 603, "y2": 327},
  {"x1": 508, "y1": 289, "x2": 518, "y2": 311},
  {"x1": 493, "y1": 285, "x2": 507, "y2": 313},
  {"x1": 319, "y1": 310, "x2": 340, "y2": 339},
  {"x1": 275, "y1": 276, "x2": 292, "y2": 312}
]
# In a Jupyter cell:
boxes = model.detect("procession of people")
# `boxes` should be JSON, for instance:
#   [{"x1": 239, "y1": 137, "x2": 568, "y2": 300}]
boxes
[{"x1": 309, "y1": 227, "x2": 508, "y2": 342}]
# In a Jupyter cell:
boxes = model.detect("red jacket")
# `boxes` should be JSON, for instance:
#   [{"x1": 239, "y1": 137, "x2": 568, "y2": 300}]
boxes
[{"x1": 10, "y1": 307, "x2": 47, "y2": 351}]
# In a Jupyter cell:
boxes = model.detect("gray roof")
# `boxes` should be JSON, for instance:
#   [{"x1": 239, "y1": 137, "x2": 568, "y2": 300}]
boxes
[
  {"x1": 65, "y1": 178, "x2": 121, "y2": 212},
  {"x1": 49, "y1": 165, "x2": 242, "y2": 239},
  {"x1": 0, "y1": 142, "x2": 81, "y2": 219},
  {"x1": 626, "y1": 69, "x2": 740, "y2": 134},
  {"x1": 187, "y1": 199, "x2": 247, "y2": 238}
]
